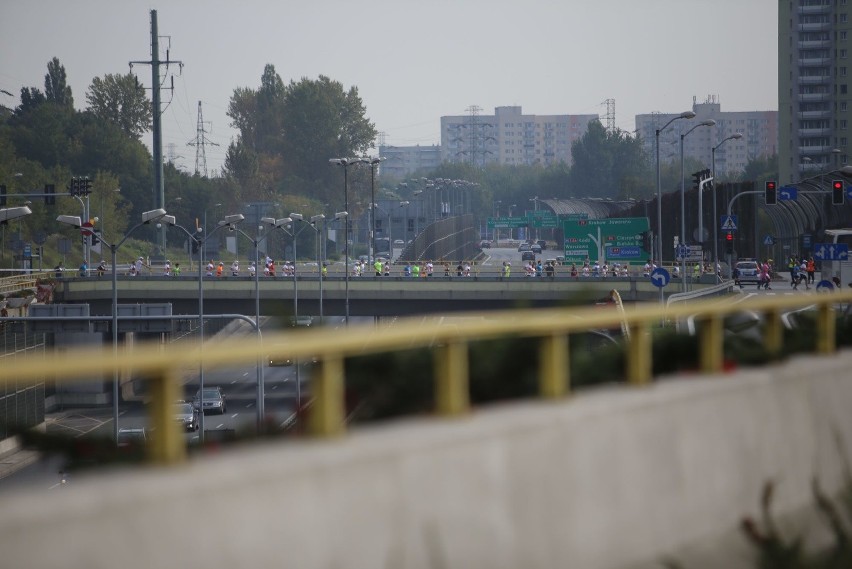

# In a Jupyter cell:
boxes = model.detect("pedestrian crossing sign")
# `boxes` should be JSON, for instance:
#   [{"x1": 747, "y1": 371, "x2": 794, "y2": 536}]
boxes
[{"x1": 720, "y1": 215, "x2": 737, "y2": 231}]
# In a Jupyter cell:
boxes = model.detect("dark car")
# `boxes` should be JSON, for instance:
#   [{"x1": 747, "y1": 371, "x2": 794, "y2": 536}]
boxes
[
  {"x1": 193, "y1": 387, "x2": 227, "y2": 415},
  {"x1": 479, "y1": 240, "x2": 492, "y2": 249},
  {"x1": 116, "y1": 428, "x2": 147, "y2": 447},
  {"x1": 522, "y1": 251, "x2": 536, "y2": 261},
  {"x1": 531, "y1": 244, "x2": 542, "y2": 254},
  {"x1": 174, "y1": 402, "x2": 200, "y2": 431},
  {"x1": 536, "y1": 240, "x2": 547, "y2": 251}
]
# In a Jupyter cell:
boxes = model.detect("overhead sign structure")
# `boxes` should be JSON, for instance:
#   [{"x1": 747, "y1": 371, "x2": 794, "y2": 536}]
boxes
[
  {"x1": 650, "y1": 267, "x2": 670, "y2": 288},
  {"x1": 561, "y1": 217, "x2": 650, "y2": 265},
  {"x1": 813, "y1": 243, "x2": 849, "y2": 261},
  {"x1": 487, "y1": 216, "x2": 528, "y2": 229},
  {"x1": 720, "y1": 215, "x2": 738, "y2": 231},
  {"x1": 779, "y1": 186, "x2": 798, "y2": 201},
  {"x1": 527, "y1": 210, "x2": 560, "y2": 228}
]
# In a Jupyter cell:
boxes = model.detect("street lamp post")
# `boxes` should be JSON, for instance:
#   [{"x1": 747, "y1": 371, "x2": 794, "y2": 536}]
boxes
[
  {"x1": 655, "y1": 110, "x2": 696, "y2": 271},
  {"x1": 218, "y1": 214, "x2": 265, "y2": 429},
  {"x1": 329, "y1": 158, "x2": 359, "y2": 325},
  {"x1": 711, "y1": 133, "x2": 743, "y2": 276},
  {"x1": 57, "y1": 208, "x2": 167, "y2": 443},
  {"x1": 357, "y1": 157, "x2": 384, "y2": 263},
  {"x1": 680, "y1": 119, "x2": 716, "y2": 291}
]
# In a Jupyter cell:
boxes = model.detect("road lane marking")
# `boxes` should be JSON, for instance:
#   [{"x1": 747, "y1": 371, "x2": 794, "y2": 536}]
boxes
[
  {"x1": 231, "y1": 380, "x2": 237, "y2": 384},
  {"x1": 243, "y1": 372, "x2": 249, "y2": 377},
  {"x1": 245, "y1": 403, "x2": 254, "y2": 408},
  {"x1": 230, "y1": 413, "x2": 238, "y2": 418},
  {"x1": 216, "y1": 424, "x2": 224, "y2": 429},
  {"x1": 272, "y1": 385, "x2": 277, "y2": 389}
]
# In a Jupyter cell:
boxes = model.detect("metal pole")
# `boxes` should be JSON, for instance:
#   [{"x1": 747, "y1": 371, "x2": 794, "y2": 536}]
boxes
[
  {"x1": 370, "y1": 165, "x2": 375, "y2": 264},
  {"x1": 680, "y1": 133, "x2": 687, "y2": 293},
  {"x1": 111, "y1": 243, "x2": 119, "y2": 442},
  {"x1": 712, "y1": 146, "x2": 718, "y2": 277},
  {"x1": 344, "y1": 165, "x2": 349, "y2": 326},
  {"x1": 254, "y1": 231, "x2": 263, "y2": 428},
  {"x1": 198, "y1": 236, "x2": 205, "y2": 439}
]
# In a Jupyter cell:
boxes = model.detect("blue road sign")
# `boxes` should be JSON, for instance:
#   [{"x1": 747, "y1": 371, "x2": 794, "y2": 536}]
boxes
[
  {"x1": 816, "y1": 279, "x2": 835, "y2": 292},
  {"x1": 803, "y1": 234, "x2": 813, "y2": 249},
  {"x1": 605, "y1": 245, "x2": 642, "y2": 259},
  {"x1": 763, "y1": 235, "x2": 775, "y2": 246},
  {"x1": 721, "y1": 215, "x2": 737, "y2": 231},
  {"x1": 650, "y1": 267, "x2": 670, "y2": 288},
  {"x1": 779, "y1": 186, "x2": 798, "y2": 201},
  {"x1": 847, "y1": 185, "x2": 852, "y2": 200},
  {"x1": 676, "y1": 244, "x2": 689, "y2": 259},
  {"x1": 813, "y1": 243, "x2": 849, "y2": 261}
]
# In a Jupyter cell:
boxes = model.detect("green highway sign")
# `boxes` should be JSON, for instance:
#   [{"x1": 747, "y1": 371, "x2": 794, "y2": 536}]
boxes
[
  {"x1": 562, "y1": 217, "x2": 650, "y2": 264},
  {"x1": 527, "y1": 210, "x2": 559, "y2": 228},
  {"x1": 487, "y1": 216, "x2": 528, "y2": 229}
]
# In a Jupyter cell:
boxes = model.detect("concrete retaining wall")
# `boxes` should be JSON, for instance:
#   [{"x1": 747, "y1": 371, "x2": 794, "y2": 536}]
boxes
[{"x1": 3, "y1": 351, "x2": 852, "y2": 569}]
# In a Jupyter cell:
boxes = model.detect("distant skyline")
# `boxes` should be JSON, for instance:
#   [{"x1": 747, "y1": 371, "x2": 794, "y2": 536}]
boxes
[{"x1": 1, "y1": 0, "x2": 778, "y2": 175}]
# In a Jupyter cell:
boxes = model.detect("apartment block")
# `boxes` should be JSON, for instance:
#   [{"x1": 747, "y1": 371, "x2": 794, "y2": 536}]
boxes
[{"x1": 440, "y1": 106, "x2": 597, "y2": 167}]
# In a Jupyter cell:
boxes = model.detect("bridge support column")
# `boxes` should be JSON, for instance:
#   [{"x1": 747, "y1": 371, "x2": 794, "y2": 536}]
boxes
[
  {"x1": 699, "y1": 315, "x2": 724, "y2": 373},
  {"x1": 626, "y1": 321, "x2": 652, "y2": 385},
  {"x1": 764, "y1": 309, "x2": 783, "y2": 356},
  {"x1": 434, "y1": 341, "x2": 469, "y2": 416},
  {"x1": 308, "y1": 356, "x2": 346, "y2": 437},
  {"x1": 147, "y1": 365, "x2": 185, "y2": 464},
  {"x1": 817, "y1": 302, "x2": 836, "y2": 354},
  {"x1": 539, "y1": 334, "x2": 569, "y2": 398}
]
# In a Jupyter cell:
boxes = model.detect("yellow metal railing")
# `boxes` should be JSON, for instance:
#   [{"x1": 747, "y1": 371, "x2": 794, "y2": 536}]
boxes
[
  {"x1": 2, "y1": 291, "x2": 851, "y2": 464},
  {"x1": 0, "y1": 271, "x2": 49, "y2": 297}
]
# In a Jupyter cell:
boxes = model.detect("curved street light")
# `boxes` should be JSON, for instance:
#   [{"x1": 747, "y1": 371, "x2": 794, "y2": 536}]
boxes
[
  {"x1": 329, "y1": 158, "x2": 360, "y2": 325},
  {"x1": 711, "y1": 132, "x2": 744, "y2": 274},
  {"x1": 680, "y1": 119, "x2": 716, "y2": 290},
  {"x1": 57, "y1": 208, "x2": 167, "y2": 444},
  {"x1": 655, "y1": 110, "x2": 696, "y2": 270}
]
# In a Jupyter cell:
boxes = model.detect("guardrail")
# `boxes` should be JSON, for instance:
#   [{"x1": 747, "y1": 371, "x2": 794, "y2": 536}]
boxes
[
  {"x1": 0, "y1": 271, "x2": 50, "y2": 297},
  {"x1": 3, "y1": 290, "x2": 852, "y2": 465}
]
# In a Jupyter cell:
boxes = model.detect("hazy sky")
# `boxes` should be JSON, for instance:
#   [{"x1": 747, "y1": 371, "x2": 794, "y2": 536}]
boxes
[{"x1": 1, "y1": 0, "x2": 777, "y2": 174}]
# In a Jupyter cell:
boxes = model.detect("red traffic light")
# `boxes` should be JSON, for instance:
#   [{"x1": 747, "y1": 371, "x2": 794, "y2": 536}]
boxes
[
  {"x1": 725, "y1": 232, "x2": 733, "y2": 241},
  {"x1": 833, "y1": 180, "x2": 843, "y2": 191},
  {"x1": 766, "y1": 181, "x2": 776, "y2": 191},
  {"x1": 832, "y1": 179, "x2": 845, "y2": 205}
]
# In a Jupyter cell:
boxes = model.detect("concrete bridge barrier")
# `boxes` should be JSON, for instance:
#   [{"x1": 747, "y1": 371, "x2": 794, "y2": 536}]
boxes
[{"x1": 2, "y1": 349, "x2": 852, "y2": 568}]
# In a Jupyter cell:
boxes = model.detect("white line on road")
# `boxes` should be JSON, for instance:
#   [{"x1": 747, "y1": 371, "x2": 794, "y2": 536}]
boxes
[
  {"x1": 243, "y1": 372, "x2": 249, "y2": 377},
  {"x1": 231, "y1": 380, "x2": 237, "y2": 384},
  {"x1": 245, "y1": 403, "x2": 254, "y2": 408},
  {"x1": 230, "y1": 413, "x2": 238, "y2": 418},
  {"x1": 272, "y1": 385, "x2": 277, "y2": 389},
  {"x1": 216, "y1": 424, "x2": 224, "y2": 429}
]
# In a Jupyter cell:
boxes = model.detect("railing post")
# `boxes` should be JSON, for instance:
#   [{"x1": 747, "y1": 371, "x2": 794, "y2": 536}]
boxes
[
  {"x1": 626, "y1": 321, "x2": 652, "y2": 386},
  {"x1": 817, "y1": 301, "x2": 836, "y2": 354},
  {"x1": 539, "y1": 333, "x2": 569, "y2": 398},
  {"x1": 434, "y1": 341, "x2": 469, "y2": 415},
  {"x1": 308, "y1": 356, "x2": 346, "y2": 437},
  {"x1": 147, "y1": 366, "x2": 185, "y2": 464},
  {"x1": 764, "y1": 308, "x2": 783, "y2": 356},
  {"x1": 699, "y1": 315, "x2": 724, "y2": 373}
]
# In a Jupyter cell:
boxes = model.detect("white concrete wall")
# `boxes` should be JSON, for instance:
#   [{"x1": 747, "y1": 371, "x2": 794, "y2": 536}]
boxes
[{"x1": 3, "y1": 351, "x2": 852, "y2": 569}]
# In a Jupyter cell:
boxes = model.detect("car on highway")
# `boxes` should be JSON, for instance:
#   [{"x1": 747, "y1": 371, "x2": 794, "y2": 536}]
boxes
[
  {"x1": 536, "y1": 240, "x2": 547, "y2": 251},
  {"x1": 531, "y1": 244, "x2": 542, "y2": 254},
  {"x1": 479, "y1": 240, "x2": 492, "y2": 249},
  {"x1": 735, "y1": 260, "x2": 761, "y2": 286},
  {"x1": 522, "y1": 251, "x2": 536, "y2": 261},
  {"x1": 518, "y1": 243, "x2": 531, "y2": 252},
  {"x1": 174, "y1": 402, "x2": 200, "y2": 431},
  {"x1": 116, "y1": 428, "x2": 147, "y2": 447},
  {"x1": 193, "y1": 387, "x2": 227, "y2": 415},
  {"x1": 393, "y1": 239, "x2": 405, "y2": 247}
]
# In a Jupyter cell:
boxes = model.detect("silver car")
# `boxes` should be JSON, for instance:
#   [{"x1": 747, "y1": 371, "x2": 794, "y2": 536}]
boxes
[
  {"x1": 193, "y1": 387, "x2": 227, "y2": 415},
  {"x1": 735, "y1": 260, "x2": 760, "y2": 285},
  {"x1": 174, "y1": 402, "x2": 199, "y2": 431}
]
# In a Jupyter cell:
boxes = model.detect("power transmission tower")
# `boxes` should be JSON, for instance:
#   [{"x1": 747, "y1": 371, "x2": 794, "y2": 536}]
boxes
[
  {"x1": 187, "y1": 101, "x2": 219, "y2": 177},
  {"x1": 602, "y1": 98, "x2": 616, "y2": 133},
  {"x1": 452, "y1": 105, "x2": 494, "y2": 167},
  {"x1": 129, "y1": 9, "x2": 183, "y2": 253}
]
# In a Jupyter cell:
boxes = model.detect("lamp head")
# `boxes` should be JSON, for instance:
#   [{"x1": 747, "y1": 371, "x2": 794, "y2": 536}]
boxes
[
  {"x1": 162, "y1": 215, "x2": 176, "y2": 226},
  {"x1": 700, "y1": 119, "x2": 716, "y2": 127},
  {"x1": 276, "y1": 217, "x2": 292, "y2": 227},
  {"x1": 289, "y1": 213, "x2": 304, "y2": 221},
  {"x1": 310, "y1": 214, "x2": 325, "y2": 223},
  {"x1": 141, "y1": 208, "x2": 167, "y2": 223},
  {"x1": 56, "y1": 214, "x2": 82, "y2": 227},
  {"x1": 680, "y1": 111, "x2": 696, "y2": 119},
  {"x1": 0, "y1": 206, "x2": 32, "y2": 224},
  {"x1": 732, "y1": 133, "x2": 743, "y2": 140},
  {"x1": 329, "y1": 158, "x2": 349, "y2": 166},
  {"x1": 223, "y1": 214, "x2": 245, "y2": 225},
  {"x1": 334, "y1": 211, "x2": 348, "y2": 220},
  {"x1": 399, "y1": 201, "x2": 410, "y2": 206}
]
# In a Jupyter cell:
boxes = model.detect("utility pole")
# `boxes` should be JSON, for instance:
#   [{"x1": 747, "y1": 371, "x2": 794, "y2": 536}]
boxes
[{"x1": 130, "y1": 9, "x2": 183, "y2": 256}]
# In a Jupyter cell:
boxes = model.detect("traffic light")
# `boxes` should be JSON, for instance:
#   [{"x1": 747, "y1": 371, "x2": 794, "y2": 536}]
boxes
[
  {"x1": 765, "y1": 180, "x2": 777, "y2": 205},
  {"x1": 44, "y1": 184, "x2": 55, "y2": 205},
  {"x1": 703, "y1": 168, "x2": 713, "y2": 191},
  {"x1": 90, "y1": 230, "x2": 99, "y2": 247},
  {"x1": 832, "y1": 179, "x2": 845, "y2": 205},
  {"x1": 692, "y1": 171, "x2": 702, "y2": 191},
  {"x1": 0, "y1": 184, "x2": 6, "y2": 206},
  {"x1": 191, "y1": 239, "x2": 200, "y2": 255},
  {"x1": 725, "y1": 232, "x2": 734, "y2": 255},
  {"x1": 69, "y1": 177, "x2": 78, "y2": 197}
]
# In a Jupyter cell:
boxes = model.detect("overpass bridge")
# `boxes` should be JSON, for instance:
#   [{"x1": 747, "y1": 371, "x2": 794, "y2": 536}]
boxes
[{"x1": 52, "y1": 273, "x2": 723, "y2": 317}]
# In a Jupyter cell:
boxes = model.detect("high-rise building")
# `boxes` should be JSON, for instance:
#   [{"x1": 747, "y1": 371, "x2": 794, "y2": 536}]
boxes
[
  {"x1": 779, "y1": 0, "x2": 851, "y2": 184},
  {"x1": 378, "y1": 144, "x2": 442, "y2": 182},
  {"x1": 635, "y1": 97, "x2": 777, "y2": 179},
  {"x1": 440, "y1": 106, "x2": 597, "y2": 167}
]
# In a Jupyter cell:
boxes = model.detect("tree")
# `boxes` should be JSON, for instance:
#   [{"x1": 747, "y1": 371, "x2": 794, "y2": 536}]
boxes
[
  {"x1": 85, "y1": 73, "x2": 152, "y2": 139},
  {"x1": 44, "y1": 57, "x2": 73, "y2": 108},
  {"x1": 567, "y1": 121, "x2": 651, "y2": 199},
  {"x1": 16, "y1": 87, "x2": 45, "y2": 115}
]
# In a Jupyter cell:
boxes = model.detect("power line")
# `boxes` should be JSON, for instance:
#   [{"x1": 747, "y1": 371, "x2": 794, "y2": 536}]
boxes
[{"x1": 187, "y1": 101, "x2": 219, "y2": 177}]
